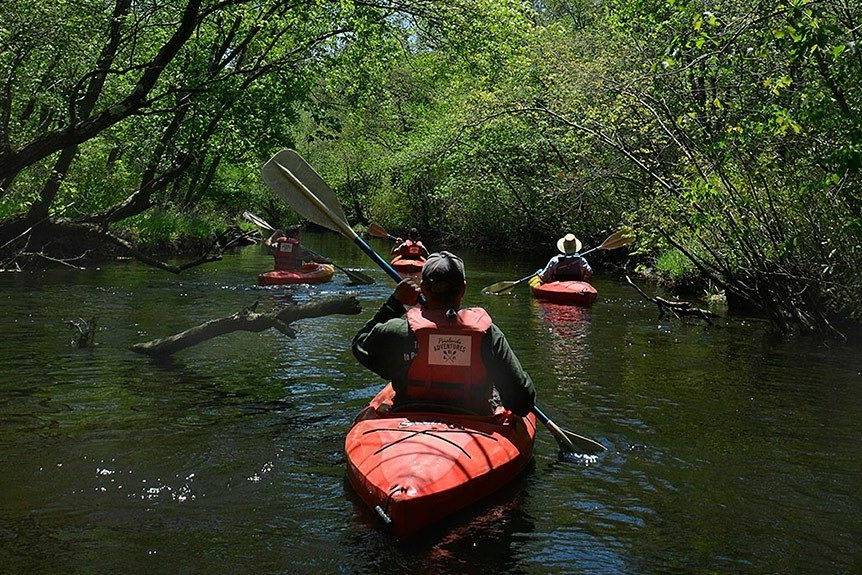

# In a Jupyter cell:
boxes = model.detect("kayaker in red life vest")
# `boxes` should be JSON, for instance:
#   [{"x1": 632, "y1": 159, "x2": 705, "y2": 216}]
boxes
[
  {"x1": 539, "y1": 233, "x2": 593, "y2": 282},
  {"x1": 265, "y1": 227, "x2": 311, "y2": 271},
  {"x1": 391, "y1": 228, "x2": 429, "y2": 261},
  {"x1": 352, "y1": 251, "x2": 535, "y2": 416}
]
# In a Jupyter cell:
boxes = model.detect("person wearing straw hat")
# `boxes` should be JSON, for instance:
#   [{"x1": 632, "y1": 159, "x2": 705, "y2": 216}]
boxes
[{"x1": 539, "y1": 233, "x2": 593, "y2": 283}]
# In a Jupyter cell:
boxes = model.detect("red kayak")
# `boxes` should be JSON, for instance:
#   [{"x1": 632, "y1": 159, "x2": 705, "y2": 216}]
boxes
[
  {"x1": 390, "y1": 256, "x2": 425, "y2": 275},
  {"x1": 257, "y1": 263, "x2": 335, "y2": 286},
  {"x1": 345, "y1": 385, "x2": 536, "y2": 537},
  {"x1": 529, "y1": 276, "x2": 598, "y2": 306}
]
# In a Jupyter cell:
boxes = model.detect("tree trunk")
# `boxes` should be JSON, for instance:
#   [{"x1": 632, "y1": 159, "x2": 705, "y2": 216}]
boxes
[{"x1": 130, "y1": 295, "x2": 362, "y2": 356}]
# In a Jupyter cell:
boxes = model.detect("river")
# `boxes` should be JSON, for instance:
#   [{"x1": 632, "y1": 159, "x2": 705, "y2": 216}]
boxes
[{"x1": 1, "y1": 233, "x2": 859, "y2": 574}]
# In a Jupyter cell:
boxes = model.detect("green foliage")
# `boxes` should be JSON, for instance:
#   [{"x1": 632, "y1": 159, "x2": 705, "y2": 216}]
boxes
[
  {"x1": 123, "y1": 209, "x2": 229, "y2": 248},
  {"x1": 1, "y1": 0, "x2": 859, "y2": 333},
  {"x1": 654, "y1": 249, "x2": 698, "y2": 282},
  {"x1": 294, "y1": 0, "x2": 860, "y2": 333}
]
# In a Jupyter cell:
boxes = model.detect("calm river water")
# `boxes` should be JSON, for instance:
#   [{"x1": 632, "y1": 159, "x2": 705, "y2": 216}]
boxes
[{"x1": 1, "y1": 234, "x2": 859, "y2": 574}]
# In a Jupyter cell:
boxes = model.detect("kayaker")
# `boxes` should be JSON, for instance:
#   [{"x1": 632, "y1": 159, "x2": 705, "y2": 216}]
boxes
[
  {"x1": 352, "y1": 251, "x2": 535, "y2": 416},
  {"x1": 539, "y1": 233, "x2": 593, "y2": 282},
  {"x1": 391, "y1": 228, "x2": 429, "y2": 261},
  {"x1": 265, "y1": 227, "x2": 323, "y2": 271}
]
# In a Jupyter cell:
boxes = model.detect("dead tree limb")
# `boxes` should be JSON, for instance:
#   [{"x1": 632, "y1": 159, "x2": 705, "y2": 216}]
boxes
[
  {"x1": 130, "y1": 295, "x2": 362, "y2": 357},
  {"x1": 50, "y1": 219, "x2": 224, "y2": 273},
  {"x1": 625, "y1": 275, "x2": 718, "y2": 324},
  {"x1": 18, "y1": 250, "x2": 90, "y2": 270}
]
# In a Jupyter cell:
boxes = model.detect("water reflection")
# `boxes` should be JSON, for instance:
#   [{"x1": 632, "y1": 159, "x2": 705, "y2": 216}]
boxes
[
  {"x1": 532, "y1": 301, "x2": 593, "y2": 379},
  {"x1": 344, "y1": 475, "x2": 536, "y2": 575},
  {"x1": 0, "y1": 237, "x2": 860, "y2": 574}
]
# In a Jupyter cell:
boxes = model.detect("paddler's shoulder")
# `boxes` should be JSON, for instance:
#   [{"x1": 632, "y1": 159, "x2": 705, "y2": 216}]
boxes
[{"x1": 370, "y1": 317, "x2": 409, "y2": 337}]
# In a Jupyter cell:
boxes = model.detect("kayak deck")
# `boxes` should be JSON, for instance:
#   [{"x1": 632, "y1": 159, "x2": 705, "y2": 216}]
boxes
[
  {"x1": 529, "y1": 276, "x2": 598, "y2": 306},
  {"x1": 345, "y1": 385, "x2": 536, "y2": 536},
  {"x1": 390, "y1": 257, "x2": 425, "y2": 275},
  {"x1": 257, "y1": 263, "x2": 335, "y2": 285}
]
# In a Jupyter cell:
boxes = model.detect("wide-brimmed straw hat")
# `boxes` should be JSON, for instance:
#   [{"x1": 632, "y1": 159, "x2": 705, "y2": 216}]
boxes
[{"x1": 556, "y1": 233, "x2": 582, "y2": 254}]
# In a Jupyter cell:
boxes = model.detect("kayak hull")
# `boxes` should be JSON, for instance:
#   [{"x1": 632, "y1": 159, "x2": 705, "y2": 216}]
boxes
[
  {"x1": 529, "y1": 276, "x2": 597, "y2": 306},
  {"x1": 257, "y1": 263, "x2": 335, "y2": 285},
  {"x1": 390, "y1": 257, "x2": 425, "y2": 275},
  {"x1": 345, "y1": 385, "x2": 536, "y2": 537}
]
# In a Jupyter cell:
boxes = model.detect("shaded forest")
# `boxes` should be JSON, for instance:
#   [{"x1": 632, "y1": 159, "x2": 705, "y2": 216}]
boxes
[{"x1": 1, "y1": 0, "x2": 859, "y2": 335}]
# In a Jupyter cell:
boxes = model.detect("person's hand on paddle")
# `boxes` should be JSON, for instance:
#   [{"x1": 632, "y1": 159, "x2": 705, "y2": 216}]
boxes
[
  {"x1": 394, "y1": 278, "x2": 420, "y2": 306},
  {"x1": 266, "y1": 229, "x2": 285, "y2": 248}
]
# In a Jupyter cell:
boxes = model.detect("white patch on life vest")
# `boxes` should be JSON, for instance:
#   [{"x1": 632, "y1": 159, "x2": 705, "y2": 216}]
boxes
[
  {"x1": 279, "y1": 243, "x2": 293, "y2": 253},
  {"x1": 428, "y1": 334, "x2": 471, "y2": 366}
]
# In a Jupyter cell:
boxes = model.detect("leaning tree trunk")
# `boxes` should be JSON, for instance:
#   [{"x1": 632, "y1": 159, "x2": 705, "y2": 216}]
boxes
[{"x1": 130, "y1": 295, "x2": 362, "y2": 357}]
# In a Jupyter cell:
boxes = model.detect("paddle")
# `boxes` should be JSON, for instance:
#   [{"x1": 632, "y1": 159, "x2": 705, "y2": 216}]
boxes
[
  {"x1": 579, "y1": 228, "x2": 634, "y2": 256},
  {"x1": 262, "y1": 149, "x2": 604, "y2": 456},
  {"x1": 243, "y1": 211, "x2": 276, "y2": 232},
  {"x1": 481, "y1": 229, "x2": 635, "y2": 295},
  {"x1": 242, "y1": 210, "x2": 375, "y2": 285},
  {"x1": 482, "y1": 269, "x2": 542, "y2": 295},
  {"x1": 261, "y1": 150, "x2": 403, "y2": 285},
  {"x1": 301, "y1": 246, "x2": 376, "y2": 285},
  {"x1": 368, "y1": 223, "x2": 399, "y2": 242}
]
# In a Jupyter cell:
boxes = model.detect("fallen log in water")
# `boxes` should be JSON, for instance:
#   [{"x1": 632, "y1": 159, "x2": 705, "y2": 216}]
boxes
[
  {"x1": 131, "y1": 295, "x2": 362, "y2": 357},
  {"x1": 625, "y1": 275, "x2": 718, "y2": 324}
]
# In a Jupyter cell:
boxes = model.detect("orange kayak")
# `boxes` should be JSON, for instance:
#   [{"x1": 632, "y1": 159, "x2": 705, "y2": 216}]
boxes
[
  {"x1": 257, "y1": 263, "x2": 335, "y2": 285},
  {"x1": 390, "y1": 257, "x2": 425, "y2": 275},
  {"x1": 529, "y1": 276, "x2": 597, "y2": 306},
  {"x1": 345, "y1": 384, "x2": 536, "y2": 536}
]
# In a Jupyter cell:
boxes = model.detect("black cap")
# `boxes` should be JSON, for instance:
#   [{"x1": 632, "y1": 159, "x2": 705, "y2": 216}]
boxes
[{"x1": 421, "y1": 251, "x2": 465, "y2": 295}]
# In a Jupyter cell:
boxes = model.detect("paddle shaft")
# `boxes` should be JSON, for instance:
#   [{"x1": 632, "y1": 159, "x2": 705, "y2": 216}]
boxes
[
  {"x1": 301, "y1": 246, "x2": 344, "y2": 268},
  {"x1": 273, "y1": 162, "x2": 404, "y2": 285},
  {"x1": 511, "y1": 270, "x2": 540, "y2": 287},
  {"x1": 532, "y1": 405, "x2": 576, "y2": 452}
]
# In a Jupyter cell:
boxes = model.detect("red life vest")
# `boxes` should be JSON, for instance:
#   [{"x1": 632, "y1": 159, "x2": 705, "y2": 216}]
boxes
[
  {"x1": 273, "y1": 237, "x2": 300, "y2": 270},
  {"x1": 398, "y1": 240, "x2": 424, "y2": 260},
  {"x1": 405, "y1": 306, "x2": 493, "y2": 413}
]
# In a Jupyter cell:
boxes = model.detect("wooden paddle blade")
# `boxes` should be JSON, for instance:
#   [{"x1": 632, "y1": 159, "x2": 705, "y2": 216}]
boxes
[
  {"x1": 598, "y1": 229, "x2": 634, "y2": 251},
  {"x1": 482, "y1": 280, "x2": 519, "y2": 294},
  {"x1": 262, "y1": 149, "x2": 348, "y2": 234},
  {"x1": 543, "y1": 418, "x2": 578, "y2": 454},
  {"x1": 483, "y1": 270, "x2": 540, "y2": 294},
  {"x1": 367, "y1": 223, "x2": 390, "y2": 239}
]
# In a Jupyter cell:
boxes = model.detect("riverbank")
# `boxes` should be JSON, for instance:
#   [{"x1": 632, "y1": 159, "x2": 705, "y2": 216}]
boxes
[{"x1": 4, "y1": 217, "x2": 859, "y2": 340}]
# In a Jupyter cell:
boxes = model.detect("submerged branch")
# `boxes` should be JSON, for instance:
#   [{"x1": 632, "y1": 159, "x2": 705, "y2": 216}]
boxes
[{"x1": 625, "y1": 275, "x2": 718, "y2": 324}]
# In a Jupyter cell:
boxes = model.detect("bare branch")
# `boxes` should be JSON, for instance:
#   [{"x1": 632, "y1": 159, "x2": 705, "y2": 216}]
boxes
[{"x1": 130, "y1": 295, "x2": 363, "y2": 356}]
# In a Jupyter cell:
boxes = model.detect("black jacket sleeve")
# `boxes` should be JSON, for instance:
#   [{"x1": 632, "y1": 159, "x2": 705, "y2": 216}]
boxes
[{"x1": 351, "y1": 295, "x2": 410, "y2": 382}]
